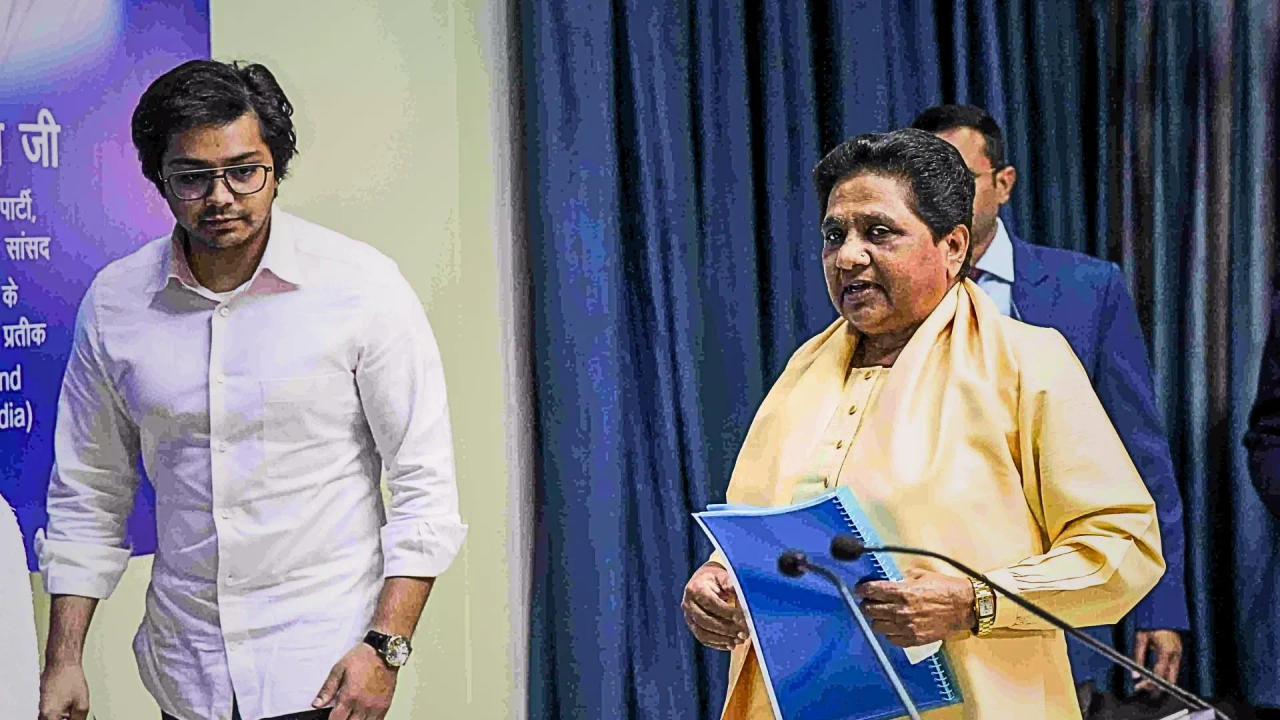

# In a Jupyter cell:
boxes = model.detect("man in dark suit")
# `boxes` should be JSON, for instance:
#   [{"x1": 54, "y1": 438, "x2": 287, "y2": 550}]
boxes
[
  {"x1": 913, "y1": 105, "x2": 1190, "y2": 694},
  {"x1": 1246, "y1": 285, "x2": 1280, "y2": 518}
]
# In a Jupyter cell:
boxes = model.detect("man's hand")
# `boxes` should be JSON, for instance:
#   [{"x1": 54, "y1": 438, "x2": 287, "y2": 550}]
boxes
[
  {"x1": 682, "y1": 562, "x2": 748, "y2": 651},
  {"x1": 313, "y1": 643, "x2": 398, "y2": 720},
  {"x1": 856, "y1": 567, "x2": 976, "y2": 647},
  {"x1": 38, "y1": 660, "x2": 90, "y2": 720},
  {"x1": 1132, "y1": 629, "x2": 1183, "y2": 694}
]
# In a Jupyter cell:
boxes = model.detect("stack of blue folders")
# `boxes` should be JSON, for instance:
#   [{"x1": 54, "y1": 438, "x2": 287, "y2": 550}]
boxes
[{"x1": 694, "y1": 487, "x2": 963, "y2": 720}]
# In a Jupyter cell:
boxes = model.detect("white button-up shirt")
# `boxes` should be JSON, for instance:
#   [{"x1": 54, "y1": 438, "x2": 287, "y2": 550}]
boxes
[{"x1": 36, "y1": 209, "x2": 467, "y2": 720}]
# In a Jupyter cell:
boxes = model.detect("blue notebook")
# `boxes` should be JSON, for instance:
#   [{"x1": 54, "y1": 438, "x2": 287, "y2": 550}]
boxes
[{"x1": 695, "y1": 488, "x2": 962, "y2": 720}]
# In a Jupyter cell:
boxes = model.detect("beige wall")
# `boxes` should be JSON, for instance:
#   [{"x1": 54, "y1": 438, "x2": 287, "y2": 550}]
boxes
[{"x1": 30, "y1": 1, "x2": 525, "y2": 718}]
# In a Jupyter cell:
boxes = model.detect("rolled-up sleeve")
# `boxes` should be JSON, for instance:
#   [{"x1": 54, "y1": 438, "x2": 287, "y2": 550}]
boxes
[
  {"x1": 986, "y1": 330, "x2": 1165, "y2": 631},
  {"x1": 356, "y1": 266, "x2": 467, "y2": 579},
  {"x1": 37, "y1": 287, "x2": 139, "y2": 598}
]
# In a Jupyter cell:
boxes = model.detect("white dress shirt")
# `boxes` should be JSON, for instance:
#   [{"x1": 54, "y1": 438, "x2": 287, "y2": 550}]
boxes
[
  {"x1": 973, "y1": 218, "x2": 1018, "y2": 318},
  {"x1": 1, "y1": 494, "x2": 40, "y2": 717},
  {"x1": 37, "y1": 209, "x2": 467, "y2": 720}
]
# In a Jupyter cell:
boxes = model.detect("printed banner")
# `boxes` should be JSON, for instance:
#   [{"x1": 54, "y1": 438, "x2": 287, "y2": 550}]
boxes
[{"x1": 0, "y1": 1, "x2": 211, "y2": 570}]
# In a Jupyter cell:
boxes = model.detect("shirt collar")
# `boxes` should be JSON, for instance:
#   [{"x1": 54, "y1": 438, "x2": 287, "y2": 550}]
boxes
[
  {"x1": 255, "y1": 208, "x2": 304, "y2": 287},
  {"x1": 974, "y1": 218, "x2": 1015, "y2": 284},
  {"x1": 144, "y1": 207, "x2": 304, "y2": 294}
]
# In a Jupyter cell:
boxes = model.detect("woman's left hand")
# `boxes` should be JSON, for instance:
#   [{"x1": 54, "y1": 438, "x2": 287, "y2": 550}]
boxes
[{"x1": 855, "y1": 567, "x2": 977, "y2": 647}]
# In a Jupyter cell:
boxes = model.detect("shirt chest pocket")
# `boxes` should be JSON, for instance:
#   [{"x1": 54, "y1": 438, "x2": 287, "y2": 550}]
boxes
[{"x1": 260, "y1": 371, "x2": 365, "y2": 479}]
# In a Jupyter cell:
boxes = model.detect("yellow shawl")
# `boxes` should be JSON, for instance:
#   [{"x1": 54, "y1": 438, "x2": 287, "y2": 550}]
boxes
[{"x1": 719, "y1": 281, "x2": 1164, "y2": 720}]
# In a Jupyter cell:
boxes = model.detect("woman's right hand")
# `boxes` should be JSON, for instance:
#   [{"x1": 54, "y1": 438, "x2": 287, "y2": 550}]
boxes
[{"x1": 681, "y1": 562, "x2": 749, "y2": 651}]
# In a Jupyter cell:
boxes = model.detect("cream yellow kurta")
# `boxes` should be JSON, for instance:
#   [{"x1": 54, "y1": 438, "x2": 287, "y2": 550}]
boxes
[{"x1": 717, "y1": 280, "x2": 1164, "y2": 720}]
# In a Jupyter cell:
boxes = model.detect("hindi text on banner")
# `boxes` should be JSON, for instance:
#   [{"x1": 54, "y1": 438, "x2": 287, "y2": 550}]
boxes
[
  {"x1": 0, "y1": 190, "x2": 36, "y2": 223},
  {"x1": 2, "y1": 278, "x2": 17, "y2": 309},
  {"x1": 3, "y1": 235, "x2": 52, "y2": 261},
  {"x1": 1, "y1": 317, "x2": 47, "y2": 349},
  {"x1": 18, "y1": 108, "x2": 61, "y2": 169}
]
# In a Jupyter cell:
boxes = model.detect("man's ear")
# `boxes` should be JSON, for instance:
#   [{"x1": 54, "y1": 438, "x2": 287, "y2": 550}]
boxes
[{"x1": 995, "y1": 165, "x2": 1017, "y2": 205}]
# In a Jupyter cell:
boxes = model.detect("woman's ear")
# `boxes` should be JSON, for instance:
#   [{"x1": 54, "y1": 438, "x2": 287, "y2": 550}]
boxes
[{"x1": 945, "y1": 224, "x2": 970, "y2": 279}]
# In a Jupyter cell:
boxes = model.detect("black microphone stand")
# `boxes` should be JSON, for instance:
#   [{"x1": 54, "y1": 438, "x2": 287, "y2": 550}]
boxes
[
  {"x1": 778, "y1": 550, "x2": 923, "y2": 720},
  {"x1": 831, "y1": 537, "x2": 1226, "y2": 720}
]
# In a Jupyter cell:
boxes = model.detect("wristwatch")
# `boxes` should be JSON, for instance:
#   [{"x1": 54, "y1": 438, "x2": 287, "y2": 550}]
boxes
[
  {"x1": 970, "y1": 578, "x2": 996, "y2": 637},
  {"x1": 363, "y1": 630, "x2": 412, "y2": 668}
]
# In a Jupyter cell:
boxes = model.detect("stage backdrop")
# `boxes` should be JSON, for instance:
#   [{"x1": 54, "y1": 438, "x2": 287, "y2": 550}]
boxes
[{"x1": 0, "y1": 0, "x2": 210, "y2": 571}]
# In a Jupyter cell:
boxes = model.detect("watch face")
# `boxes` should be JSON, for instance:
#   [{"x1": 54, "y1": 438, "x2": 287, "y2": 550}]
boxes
[
  {"x1": 384, "y1": 636, "x2": 411, "y2": 667},
  {"x1": 977, "y1": 596, "x2": 995, "y2": 617}
]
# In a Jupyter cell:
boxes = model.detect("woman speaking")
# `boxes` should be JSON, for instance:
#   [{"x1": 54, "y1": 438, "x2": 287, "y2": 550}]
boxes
[{"x1": 681, "y1": 129, "x2": 1164, "y2": 719}]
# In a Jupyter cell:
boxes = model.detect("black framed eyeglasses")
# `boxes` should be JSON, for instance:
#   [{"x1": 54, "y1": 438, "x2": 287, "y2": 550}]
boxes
[{"x1": 163, "y1": 163, "x2": 274, "y2": 201}]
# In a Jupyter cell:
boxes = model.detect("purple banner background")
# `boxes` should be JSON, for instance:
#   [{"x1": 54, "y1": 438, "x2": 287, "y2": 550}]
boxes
[{"x1": 0, "y1": 1, "x2": 210, "y2": 571}]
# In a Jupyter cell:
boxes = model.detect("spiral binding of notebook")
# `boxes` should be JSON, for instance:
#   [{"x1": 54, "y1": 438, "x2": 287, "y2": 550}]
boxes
[{"x1": 831, "y1": 489, "x2": 960, "y2": 704}]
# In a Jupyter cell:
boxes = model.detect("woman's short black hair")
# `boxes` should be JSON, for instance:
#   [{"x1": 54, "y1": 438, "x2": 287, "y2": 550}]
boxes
[
  {"x1": 131, "y1": 60, "x2": 297, "y2": 193},
  {"x1": 812, "y1": 128, "x2": 975, "y2": 272}
]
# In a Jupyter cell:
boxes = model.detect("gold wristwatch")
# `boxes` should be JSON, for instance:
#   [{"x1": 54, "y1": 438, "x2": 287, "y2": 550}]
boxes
[{"x1": 970, "y1": 578, "x2": 996, "y2": 637}]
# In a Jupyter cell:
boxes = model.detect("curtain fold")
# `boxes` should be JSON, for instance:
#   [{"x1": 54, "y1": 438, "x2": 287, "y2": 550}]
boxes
[{"x1": 521, "y1": 2, "x2": 1279, "y2": 716}]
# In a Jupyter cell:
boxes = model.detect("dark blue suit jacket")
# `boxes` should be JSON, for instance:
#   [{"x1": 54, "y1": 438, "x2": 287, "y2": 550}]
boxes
[{"x1": 1010, "y1": 237, "x2": 1190, "y2": 685}]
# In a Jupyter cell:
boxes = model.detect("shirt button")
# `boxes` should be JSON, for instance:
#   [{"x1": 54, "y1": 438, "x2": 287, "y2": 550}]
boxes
[
  {"x1": 823, "y1": 478, "x2": 830, "y2": 488},
  {"x1": 218, "y1": 508, "x2": 232, "y2": 519},
  {"x1": 848, "y1": 404, "x2": 857, "y2": 414},
  {"x1": 213, "y1": 441, "x2": 227, "y2": 452},
  {"x1": 218, "y1": 306, "x2": 230, "y2": 317},
  {"x1": 835, "y1": 440, "x2": 843, "y2": 449},
  {"x1": 214, "y1": 373, "x2": 226, "y2": 384},
  {"x1": 863, "y1": 370, "x2": 874, "y2": 380}
]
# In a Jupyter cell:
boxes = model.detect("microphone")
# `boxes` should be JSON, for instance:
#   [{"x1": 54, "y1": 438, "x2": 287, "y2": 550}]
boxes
[
  {"x1": 777, "y1": 549, "x2": 807, "y2": 577},
  {"x1": 831, "y1": 536, "x2": 1224, "y2": 720},
  {"x1": 776, "y1": 549, "x2": 922, "y2": 720}
]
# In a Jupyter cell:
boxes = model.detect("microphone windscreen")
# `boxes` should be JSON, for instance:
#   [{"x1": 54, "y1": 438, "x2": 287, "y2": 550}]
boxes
[
  {"x1": 777, "y1": 550, "x2": 808, "y2": 577},
  {"x1": 830, "y1": 535, "x2": 865, "y2": 561}
]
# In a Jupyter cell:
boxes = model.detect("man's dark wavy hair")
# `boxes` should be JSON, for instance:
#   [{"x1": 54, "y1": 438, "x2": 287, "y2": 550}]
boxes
[
  {"x1": 812, "y1": 128, "x2": 975, "y2": 274},
  {"x1": 131, "y1": 60, "x2": 297, "y2": 194}
]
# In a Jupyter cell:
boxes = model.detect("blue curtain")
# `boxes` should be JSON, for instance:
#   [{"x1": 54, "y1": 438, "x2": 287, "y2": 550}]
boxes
[{"x1": 521, "y1": 2, "x2": 1279, "y2": 717}]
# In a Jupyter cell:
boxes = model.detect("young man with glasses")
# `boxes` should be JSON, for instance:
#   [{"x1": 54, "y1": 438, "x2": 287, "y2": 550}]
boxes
[{"x1": 37, "y1": 60, "x2": 466, "y2": 720}]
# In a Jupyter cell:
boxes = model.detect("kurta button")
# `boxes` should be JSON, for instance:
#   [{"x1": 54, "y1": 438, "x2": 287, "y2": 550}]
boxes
[
  {"x1": 863, "y1": 370, "x2": 873, "y2": 380},
  {"x1": 218, "y1": 306, "x2": 230, "y2": 317},
  {"x1": 848, "y1": 404, "x2": 857, "y2": 414},
  {"x1": 835, "y1": 440, "x2": 843, "y2": 449}
]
